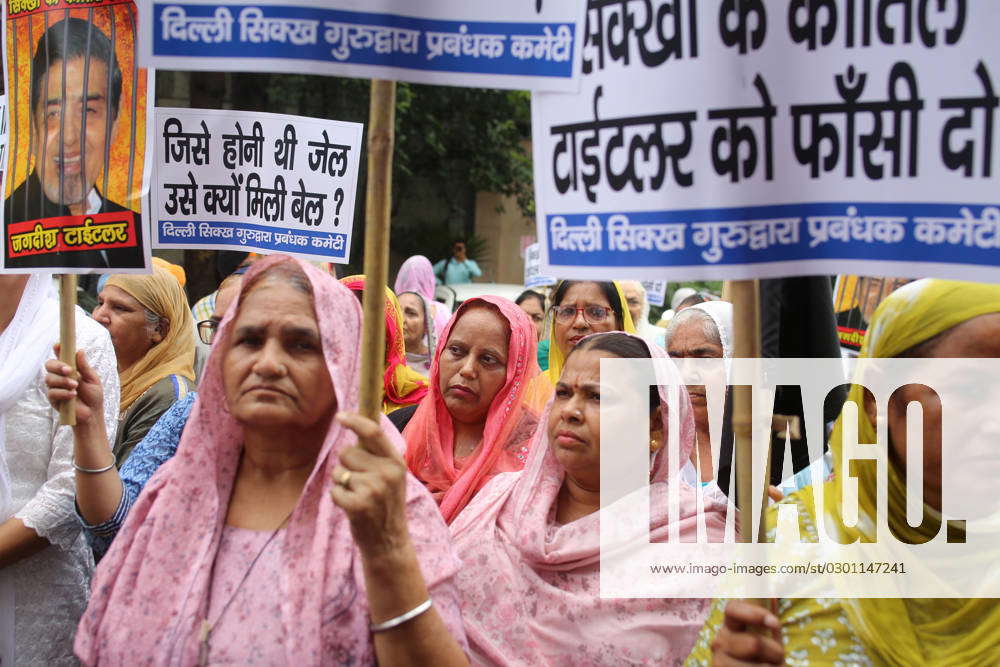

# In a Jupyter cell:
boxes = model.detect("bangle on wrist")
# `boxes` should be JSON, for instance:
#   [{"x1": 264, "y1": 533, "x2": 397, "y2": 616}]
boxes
[
  {"x1": 72, "y1": 458, "x2": 116, "y2": 474},
  {"x1": 370, "y1": 598, "x2": 432, "y2": 633}
]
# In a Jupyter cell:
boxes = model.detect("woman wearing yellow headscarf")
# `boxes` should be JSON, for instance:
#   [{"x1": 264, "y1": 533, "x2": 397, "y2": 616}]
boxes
[
  {"x1": 544, "y1": 280, "x2": 636, "y2": 384},
  {"x1": 340, "y1": 276, "x2": 429, "y2": 414},
  {"x1": 93, "y1": 267, "x2": 196, "y2": 465},
  {"x1": 686, "y1": 279, "x2": 1000, "y2": 666}
]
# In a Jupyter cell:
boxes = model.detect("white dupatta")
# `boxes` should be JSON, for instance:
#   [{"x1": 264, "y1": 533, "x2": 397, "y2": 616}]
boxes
[{"x1": 0, "y1": 275, "x2": 59, "y2": 663}]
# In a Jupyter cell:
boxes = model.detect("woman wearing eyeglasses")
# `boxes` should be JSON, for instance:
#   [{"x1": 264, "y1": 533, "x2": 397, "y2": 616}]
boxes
[{"x1": 545, "y1": 280, "x2": 636, "y2": 383}]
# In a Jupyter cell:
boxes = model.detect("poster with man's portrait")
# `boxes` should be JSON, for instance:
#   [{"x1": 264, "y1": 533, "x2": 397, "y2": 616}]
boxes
[
  {"x1": 2, "y1": 0, "x2": 149, "y2": 272},
  {"x1": 833, "y1": 275, "x2": 913, "y2": 353}
]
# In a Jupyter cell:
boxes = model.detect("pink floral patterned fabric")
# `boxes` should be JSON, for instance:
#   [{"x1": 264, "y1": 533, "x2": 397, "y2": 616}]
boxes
[
  {"x1": 449, "y1": 334, "x2": 727, "y2": 666},
  {"x1": 201, "y1": 525, "x2": 288, "y2": 664},
  {"x1": 76, "y1": 255, "x2": 466, "y2": 665}
]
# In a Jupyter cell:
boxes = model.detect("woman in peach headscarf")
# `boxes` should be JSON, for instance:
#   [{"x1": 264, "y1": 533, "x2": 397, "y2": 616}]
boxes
[
  {"x1": 341, "y1": 276, "x2": 429, "y2": 414},
  {"x1": 403, "y1": 296, "x2": 543, "y2": 523}
]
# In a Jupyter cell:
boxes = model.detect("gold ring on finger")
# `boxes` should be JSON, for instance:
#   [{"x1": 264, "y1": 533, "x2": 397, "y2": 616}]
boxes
[{"x1": 337, "y1": 469, "x2": 352, "y2": 488}]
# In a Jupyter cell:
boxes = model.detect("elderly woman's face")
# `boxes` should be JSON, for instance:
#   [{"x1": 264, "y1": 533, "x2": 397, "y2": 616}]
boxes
[
  {"x1": 93, "y1": 285, "x2": 162, "y2": 372},
  {"x1": 553, "y1": 282, "x2": 617, "y2": 357},
  {"x1": 222, "y1": 280, "x2": 335, "y2": 431},
  {"x1": 666, "y1": 318, "x2": 725, "y2": 435},
  {"x1": 438, "y1": 306, "x2": 509, "y2": 426},
  {"x1": 882, "y1": 312, "x2": 1000, "y2": 512},
  {"x1": 621, "y1": 282, "x2": 644, "y2": 325},
  {"x1": 398, "y1": 292, "x2": 427, "y2": 353}
]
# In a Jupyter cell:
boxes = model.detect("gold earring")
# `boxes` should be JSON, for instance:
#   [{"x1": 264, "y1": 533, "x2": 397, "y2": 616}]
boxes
[{"x1": 649, "y1": 437, "x2": 661, "y2": 453}]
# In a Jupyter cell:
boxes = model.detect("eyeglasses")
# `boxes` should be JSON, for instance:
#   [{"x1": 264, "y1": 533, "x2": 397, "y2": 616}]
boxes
[
  {"x1": 551, "y1": 305, "x2": 613, "y2": 324},
  {"x1": 197, "y1": 319, "x2": 219, "y2": 345}
]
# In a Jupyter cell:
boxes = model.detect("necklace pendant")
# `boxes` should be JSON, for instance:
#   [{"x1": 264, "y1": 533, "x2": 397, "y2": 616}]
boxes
[{"x1": 198, "y1": 619, "x2": 212, "y2": 666}]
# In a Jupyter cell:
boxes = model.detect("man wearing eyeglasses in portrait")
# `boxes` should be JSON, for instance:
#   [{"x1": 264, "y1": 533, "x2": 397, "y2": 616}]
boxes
[{"x1": 4, "y1": 17, "x2": 144, "y2": 269}]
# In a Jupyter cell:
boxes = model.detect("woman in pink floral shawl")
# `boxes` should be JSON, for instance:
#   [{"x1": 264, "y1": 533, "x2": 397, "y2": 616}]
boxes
[
  {"x1": 449, "y1": 332, "x2": 727, "y2": 665},
  {"x1": 73, "y1": 256, "x2": 468, "y2": 665}
]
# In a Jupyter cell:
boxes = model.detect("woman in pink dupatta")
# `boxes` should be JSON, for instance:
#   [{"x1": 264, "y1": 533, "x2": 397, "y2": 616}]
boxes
[
  {"x1": 395, "y1": 255, "x2": 451, "y2": 334},
  {"x1": 404, "y1": 296, "x2": 542, "y2": 524},
  {"x1": 72, "y1": 256, "x2": 467, "y2": 665},
  {"x1": 449, "y1": 332, "x2": 727, "y2": 666}
]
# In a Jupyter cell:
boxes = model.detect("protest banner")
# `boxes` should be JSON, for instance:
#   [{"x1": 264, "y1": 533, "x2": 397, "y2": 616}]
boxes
[
  {"x1": 641, "y1": 279, "x2": 666, "y2": 307},
  {"x1": 2, "y1": 0, "x2": 151, "y2": 273},
  {"x1": 152, "y1": 107, "x2": 362, "y2": 263},
  {"x1": 140, "y1": 0, "x2": 584, "y2": 92},
  {"x1": 523, "y1": 241, "x2": 556, "y2": 289},
  {"x1": 535, "y1": 1, "x2": 1000, "y2": 284}
]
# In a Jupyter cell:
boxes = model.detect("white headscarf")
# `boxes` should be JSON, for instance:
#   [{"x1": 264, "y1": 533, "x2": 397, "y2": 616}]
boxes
[
  {"x1": 400, "y1": 291, "x2": 440, "y2": 376},
  {"x1": 0, "y1": 275, "x2": 60, "y2": 663},
  {"x1": 686, "y1": 301, "x2": 734, "y2": 359},
  {"x1": 672, "y1": 300, "x2": 734, "y2": 505},
  {"x1": 670, "y1": 287, "x2": 697, "y2": 311}
]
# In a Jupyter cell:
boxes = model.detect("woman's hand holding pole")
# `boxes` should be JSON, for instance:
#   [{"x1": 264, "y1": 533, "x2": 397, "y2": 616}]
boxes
[
  {"x1": 44, "y1": 346, "x2": 123, "y2": 525},
  {"x1": 332, "y1": 412, "x2": 468, "y2": 667}
]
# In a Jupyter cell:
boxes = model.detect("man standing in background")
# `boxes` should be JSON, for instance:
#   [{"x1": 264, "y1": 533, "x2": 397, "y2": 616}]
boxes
[{"x1": 433, "y1": 239, "x2": 481, "y2": 285}]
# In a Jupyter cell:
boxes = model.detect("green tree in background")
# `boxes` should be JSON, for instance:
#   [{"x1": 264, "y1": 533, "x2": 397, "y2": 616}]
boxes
[
  {"x1": 258, "y1": 75, "x2": 533, "y2": 272},
  {"x1": 649, "y1": 281, "x2": 725, "y2": 323}
]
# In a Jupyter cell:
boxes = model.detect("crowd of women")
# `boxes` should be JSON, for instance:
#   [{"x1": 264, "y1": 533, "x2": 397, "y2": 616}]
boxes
[{"x1": 1, "y1": 251, "x2": 997, "y2": 665}]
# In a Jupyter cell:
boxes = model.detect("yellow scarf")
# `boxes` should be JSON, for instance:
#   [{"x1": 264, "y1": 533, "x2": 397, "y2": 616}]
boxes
[
  {"x1": 105, "y1": 267, "x2": 196, "y2": 413},
  {"x1": 340, "y1": 275, "x2": 429, "y2": 414},
  {"x1": 818, "y1": 278, "x2": 1000, "y2": 666},
  {"x1": 545, "y1": 280, "x2": 636, "y2": 383}
]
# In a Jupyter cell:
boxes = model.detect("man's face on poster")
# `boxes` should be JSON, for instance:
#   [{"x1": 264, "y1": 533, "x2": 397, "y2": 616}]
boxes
[{"x1": 31, "y1": 56, "x2": 116, "y2": 214}]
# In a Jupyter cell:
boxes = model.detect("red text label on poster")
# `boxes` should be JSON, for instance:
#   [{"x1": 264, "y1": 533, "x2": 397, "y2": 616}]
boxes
[
  {"x1": 7, "y1": 211, "x2": 137, "y2": 257},
  {"x1": 837, "y1": 326, "x2": 865, "y2": 351}
]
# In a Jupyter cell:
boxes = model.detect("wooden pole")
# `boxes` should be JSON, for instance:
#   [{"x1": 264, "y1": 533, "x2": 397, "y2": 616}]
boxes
[
  {"x1": 727, "y1": 279, "x2": 761, "y2": 542},
  {"x1": 58, "y1": 275, "x2": 78, "y2": 426},
  {"x1": 357, "y1": 79, "x2": 396, "y2": 424}
]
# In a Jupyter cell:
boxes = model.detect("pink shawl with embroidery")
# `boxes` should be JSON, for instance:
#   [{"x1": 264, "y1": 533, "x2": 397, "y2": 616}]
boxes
[
  {"x1": 75, "y1": 255, "x2": 464, "y2": 665},
  {"x1": 395, "y1": 254, "x2": 451, "y2": 334},
  {"x1": 449, "y1": 334, "x2": 727, "y2": 666},
  {"x1": 404, "y1": 296, "x2": 541, "y2": 524}
]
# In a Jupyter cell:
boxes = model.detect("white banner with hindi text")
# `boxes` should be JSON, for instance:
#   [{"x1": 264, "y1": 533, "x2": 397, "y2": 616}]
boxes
[
  {"x1": 141, "y1": 0, "x2": 584, "y2": 92},
  {"x1": 152, "y1": 107, "x2": 362, "y2": 262},
  {"x1": 534, "y1": 1, "x2": 1000, "y2": 283}
]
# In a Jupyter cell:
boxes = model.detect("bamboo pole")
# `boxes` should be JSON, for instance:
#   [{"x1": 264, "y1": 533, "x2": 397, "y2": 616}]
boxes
[
  {"x1": 727, "y1": 279, "x2": 761, "y2": 542},
  {"x1": 357, "y1": 79, "x2": 396, "y2": 424},
  {"x1": 59, "y1": 275, "x2": 78, "y2": 426}
]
